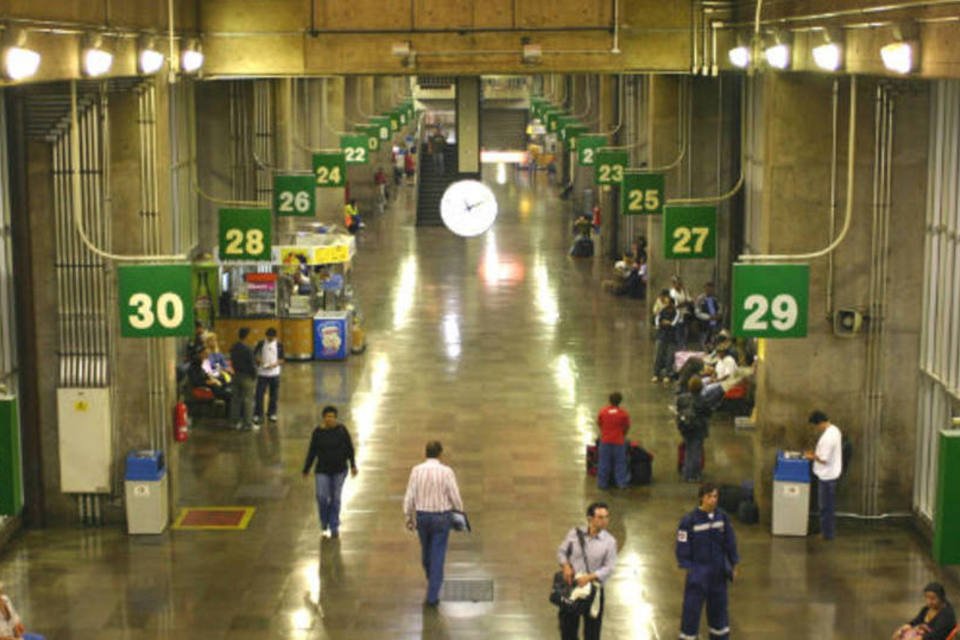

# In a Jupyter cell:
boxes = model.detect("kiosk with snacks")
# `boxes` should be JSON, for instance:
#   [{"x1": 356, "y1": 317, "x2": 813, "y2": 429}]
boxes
[{"x1": 213, "y1": 231, "x2": 356, "y2": 360}]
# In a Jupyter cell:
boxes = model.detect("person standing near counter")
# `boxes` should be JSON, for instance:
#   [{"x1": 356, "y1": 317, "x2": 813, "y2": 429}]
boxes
[
  {"x1": 229, "y1": 327, "x2": 257, "y2": 431},
  {"x1": 804, "y1": 410, "x2": 843, "y2": 541},
  {"x1": 254, "y1": 327, "x2": 284, "y2": 424}
]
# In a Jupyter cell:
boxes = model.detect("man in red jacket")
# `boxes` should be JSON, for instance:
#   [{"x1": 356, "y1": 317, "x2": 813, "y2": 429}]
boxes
[{"x1": 597, "y1": 392, "x2": 631, "y2": 489}]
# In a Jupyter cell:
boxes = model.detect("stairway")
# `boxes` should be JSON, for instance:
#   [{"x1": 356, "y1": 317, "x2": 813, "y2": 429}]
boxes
[{"x1": 415, "y1": 143, "x2": 458, "y2": 227}]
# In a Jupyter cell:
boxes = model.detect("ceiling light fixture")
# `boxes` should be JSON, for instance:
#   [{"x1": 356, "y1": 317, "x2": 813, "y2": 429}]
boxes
[
  {"x1": 81, "y1": 35, "x2": 113, "y2": 77},
  {"x1": 764, "y1": 32, "x2": 791, "y2": 70},
  {"x1": 180, "y1": 38, "x2": 203, "y2": 74},
  {"x1": 812, "y1": 28, "x2": 843, "y2": 72},
  {"x1": 138, "y1": 36, "x2": 164, "y2": 75},
  {"x1": 4, "y1": 46, "x2": 41, "y2": 80},
  {"x1": 881, "y1": 23, "x2": 919, "y2": 75},
  {"x1": 726, "y1": 31, "x2": 751, "y2": 69}
]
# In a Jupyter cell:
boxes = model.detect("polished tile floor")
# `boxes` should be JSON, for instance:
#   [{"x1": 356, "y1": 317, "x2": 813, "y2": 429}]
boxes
[{"x1": 1, "y1": 170, "x2": 957, "y2": 639}]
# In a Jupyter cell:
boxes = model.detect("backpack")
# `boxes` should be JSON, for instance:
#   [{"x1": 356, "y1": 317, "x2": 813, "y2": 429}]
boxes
[
  {"x1": 676, "y1": 394, "x2": 699, "y2": 436},
  {"x1": 841, "y1": 436, "x2": 853, "y2": 477}
]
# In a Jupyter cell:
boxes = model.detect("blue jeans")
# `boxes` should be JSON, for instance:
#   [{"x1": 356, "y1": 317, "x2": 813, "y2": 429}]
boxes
[
  {"x1": 416, "y1": 511, "x2": 452, "y2": 604},
  {"x1": 254, "y1": 375, "x2": 279, "y2": 417},
  {"x1": 314, "y1": 471, "x2": 347, "y2": 533},
  {"x1": 818, "y1": 478, "x2": 838, "y2": 540},
  {"x1": 683, "y1": 437, "x2": 703, "y2": 481},
  {"x1": 597, "y1": 443, "x2": 629, "y2": 489}
]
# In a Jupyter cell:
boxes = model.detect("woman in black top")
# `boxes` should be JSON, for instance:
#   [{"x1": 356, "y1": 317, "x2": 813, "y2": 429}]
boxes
[
  {"x1": 302, "y1": 405, "x2": 357, "y2": 538},
  {"x1": 892, "y1": 582, "x2": 957, "y2": 640}
]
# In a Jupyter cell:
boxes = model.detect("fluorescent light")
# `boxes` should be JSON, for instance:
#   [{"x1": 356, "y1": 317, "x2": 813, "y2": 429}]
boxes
[
  {"x1": 812, "y1": 42, "x2": 841, "y2": 71},
  {"x1": 3, "y1": 46, "x2": 41, "y2": 80},
  {"x1": 881, "y1": 41, "x2": 914, "y2": 74},
  {"x1": 139, "y1": 49, "x2": 164, "y2": 74},
  {"x1": 180, "y1": 48, "x2": 203, "y2": 73},
  {"x1": 83, "y1": 48, "x2": 113, "y2": 77},
  {"x1": 764, "y1": 43, "x2": 790, "y2": 69},
  {"x1": 728, "y1": 45, "x2": 750, "y2": 69}
]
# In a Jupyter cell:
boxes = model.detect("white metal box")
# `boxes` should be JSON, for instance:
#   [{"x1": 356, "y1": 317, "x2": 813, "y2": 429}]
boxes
[{"x1": 57, "y1": 388, "x2": 112, "y2": 493}]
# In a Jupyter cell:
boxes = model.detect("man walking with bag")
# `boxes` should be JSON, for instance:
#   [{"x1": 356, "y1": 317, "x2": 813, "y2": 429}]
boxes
[
  {"x1": 403, "y1": 441, "x2": 464, "y2": 607},
  {"x1": 555, "y1": 502, "x2": 618, "y2": 640}
]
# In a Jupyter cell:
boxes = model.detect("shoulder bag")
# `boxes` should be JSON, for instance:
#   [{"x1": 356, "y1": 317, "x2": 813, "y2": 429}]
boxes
[{"x1": 549, "y1": 528, "x2": 596, "y2": 614}]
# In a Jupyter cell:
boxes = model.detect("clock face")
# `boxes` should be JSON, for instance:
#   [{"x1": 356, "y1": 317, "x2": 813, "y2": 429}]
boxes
[{"x1": 439, "y1": 180, "x2": 499, "y2": 237}]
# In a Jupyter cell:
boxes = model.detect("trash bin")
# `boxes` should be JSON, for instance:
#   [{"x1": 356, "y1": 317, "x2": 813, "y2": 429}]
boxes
[
  {"x1": 772, "y1": 450, "x2": 811, "y2": 536},
  {"x1": 124, "y1": 450, "x2": 168, "y2": 535}
]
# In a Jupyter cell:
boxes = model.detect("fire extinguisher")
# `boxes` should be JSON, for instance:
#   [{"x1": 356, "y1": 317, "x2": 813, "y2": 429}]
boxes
[{"x1": 174, "y1": 401, "x2": 190, "y2": 443}]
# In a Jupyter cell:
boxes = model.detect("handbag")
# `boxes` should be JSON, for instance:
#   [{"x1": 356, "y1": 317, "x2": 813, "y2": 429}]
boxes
[
  {"x1": 449, "y1": 510, "x2": 471, "y2": 532},
  {"x1": 548, "y1": 528, "x2": 596, "y2": 614}
]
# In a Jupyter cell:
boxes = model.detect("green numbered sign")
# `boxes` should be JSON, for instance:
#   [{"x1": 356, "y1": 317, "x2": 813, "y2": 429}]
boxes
[
  {"x1": 385, "y1": 113, "x2": 399, "y2": 132},
  {"x1": 562, "y1": 123, "x2": 588, "y2": 144},
  {"x1": 663, "y1": 205, "x2": 715, "y2": 258},
  {"x1": 622, "y1": 173, "x2": 665, "y2": 216},
  {"x1": 340, "y1": 134, "x2": 370, "y2": 165},
  {"x1": 595, "y1": 150, "x2": 628, "y2": 185},
  {"x1": 405, "y1": 102, "x2": 415, "y2": 122},
  {"x1": 219, "y1": 208, "x2": 272, "y2": 262},
  {"x1": 395, "y1": 109, "x2": 407, "y2": 126},
  {"x1": 312, "y1": 152, "x2": 346, "y2": 188},
  {"x1": 118, "y1": 265, "x2": 194, "y2": 337},
  {"x1": 545, "y1": 110, "x2": 567, "y2": 134},
  {"x1": 732, "y1": 263, "x2": 809, "y2": 338},
  {"x1": 357, "y1": 125, "x2": 381, "y2": 152},
  {"x1": 577, "y1": 134, "x2": 607, "y2": 166},
  {"x1": 370, "y1": 116, "x2": 391, "y2": 141},
  {"x1": 274, "y1": 174, "x2": 315, "y2": 217}
]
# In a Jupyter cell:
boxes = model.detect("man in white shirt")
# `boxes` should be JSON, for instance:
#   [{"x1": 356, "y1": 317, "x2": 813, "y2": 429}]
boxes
[
  {"x1": 403, "y1": 441, "x2": 464, "y2": 607},
  {"x1": 804, "y1": 410, "x2": 843, "y2": 540},
  {"x1": 253, "y1": 327, "x2": 284, "y2": 424}
]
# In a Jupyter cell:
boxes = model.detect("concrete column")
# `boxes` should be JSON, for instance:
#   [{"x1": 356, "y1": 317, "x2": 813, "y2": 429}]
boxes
[
  {"x1": 597, "y1": 74, "x2": 617, "y2": 257},
  {"x1": 315, "y1": 77, "x2": 345, "y2": 226},
  {"x1": 344, "y1": 77, "x2": 376, "y2": 214},
  {"x1": 750, "y1": 74, "x2": 928, "y2": 518},
  {"x1": 195, "y1": 82, "x2": 235, "y2": 250},
  {"x1": 646, "y1": 74, "x2": 681, "y2": 295},
  {"x1": 456, "y1": 76, "x2": 481, "y2": 176}
]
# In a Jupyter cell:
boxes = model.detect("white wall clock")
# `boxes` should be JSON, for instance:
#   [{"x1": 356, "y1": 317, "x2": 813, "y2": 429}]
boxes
[{"x1": 439, "y1": 179, "x2": 499, "y2": 237}]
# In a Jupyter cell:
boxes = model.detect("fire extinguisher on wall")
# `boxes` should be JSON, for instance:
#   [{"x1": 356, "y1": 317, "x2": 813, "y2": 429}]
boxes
[{"x1": 174, "y1": 400, "x2": 190, "y2": 442}]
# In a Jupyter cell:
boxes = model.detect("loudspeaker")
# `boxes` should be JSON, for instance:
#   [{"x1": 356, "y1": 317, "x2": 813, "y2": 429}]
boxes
[{"x1": 833, "y1": 308, "x2": 863, "y2": 336}]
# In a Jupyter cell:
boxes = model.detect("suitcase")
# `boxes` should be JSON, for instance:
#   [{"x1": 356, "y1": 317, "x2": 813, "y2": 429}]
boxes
[
  {"x1": 718, "y1": 484, "x2": 742, "y2": 514},
  {"x1": 677, "y1": 442, "x2": 706, "y2": 474},
  {"x1": 628, "y1": 444, "x2": 653, "y2": 485},
  {"x1": 737, "y1": 499, "x2": 759, "y2": 524},
  {"x1": 586, "y1": 443, "x2": 598, "y2": 477}
]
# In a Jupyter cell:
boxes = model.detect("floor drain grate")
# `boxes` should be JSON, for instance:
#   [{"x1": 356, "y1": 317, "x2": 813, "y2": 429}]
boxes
[{"x1": 440, "y1": 579, "x2": 494, "y2": 602}]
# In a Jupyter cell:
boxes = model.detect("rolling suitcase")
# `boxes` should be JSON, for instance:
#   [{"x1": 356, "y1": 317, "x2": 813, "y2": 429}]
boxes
[
  {"x1": 586, "y1": 442, "x2": 598, "y2": 476},
  {"x1": 628, "y1": 443, "x2": 653, "y2": 485},
  {"x1": 677, "y1": 442, "x2": 706, "y2": 474}
]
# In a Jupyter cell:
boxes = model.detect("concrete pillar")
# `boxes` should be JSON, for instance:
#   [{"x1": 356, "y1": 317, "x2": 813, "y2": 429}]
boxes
[
  {"x1": 646, "y1": 75, "x2": 681, "y2": 295},
  {"x1": 750, "y1": 74, "x2": 928, "y2": 518},
  {"x1": 597, "y1": 75, "x2": 618, "y2": 257},
  {"x1": 195, "y1": 82, "x2": 235, "y2": 250},
  {"x1": 344, "y1": 77, "x2": 376, "y2": 214},
  {"x1": 316, "y1": 77, "x2": 345, "y2": 226},
  {"x1": 456, "y1": 76, "x2": 481, "y2": 176}
]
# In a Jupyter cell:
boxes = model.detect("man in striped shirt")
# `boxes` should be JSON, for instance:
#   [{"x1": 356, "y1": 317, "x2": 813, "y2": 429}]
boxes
[{"x1": 403, "y1": 440, "x2": 464, "y2": 607}]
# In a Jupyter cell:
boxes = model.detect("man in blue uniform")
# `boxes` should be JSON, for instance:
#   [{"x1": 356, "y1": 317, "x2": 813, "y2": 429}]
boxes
[{"x1": 675, "y1": 483, "x2": 740, "y2": 640}]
